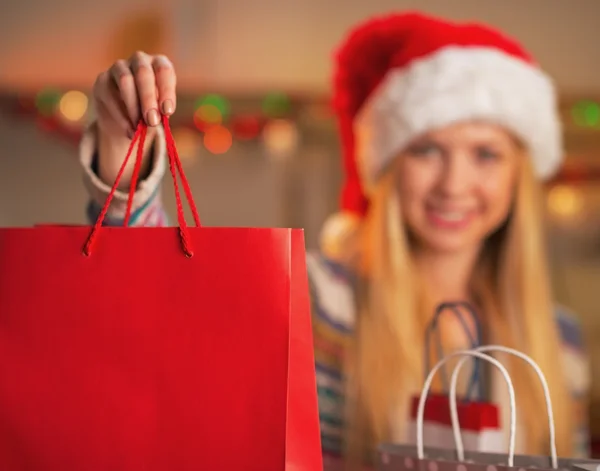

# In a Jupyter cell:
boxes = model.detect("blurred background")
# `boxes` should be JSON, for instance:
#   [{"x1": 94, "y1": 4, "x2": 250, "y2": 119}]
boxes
[{"x1": 1, "y1": 0, "x2": 599, "y2": 452}]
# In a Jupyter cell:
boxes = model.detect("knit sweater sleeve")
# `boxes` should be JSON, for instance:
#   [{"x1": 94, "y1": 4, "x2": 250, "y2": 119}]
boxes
[
  {"x1": 306, "y1": 251, "x2": 357, "y2": 462},
  {"x1": 80, "y1": 122, "x2": 169, "y2": 227},
  {"x1": 555, "y1": 305, "x2": 591, "y2": 458}
]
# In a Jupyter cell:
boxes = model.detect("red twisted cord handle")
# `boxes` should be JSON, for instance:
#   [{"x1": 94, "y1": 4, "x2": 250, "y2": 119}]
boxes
[{"x1": 83, "y1": 115, "x2": 201, "y2": 257}]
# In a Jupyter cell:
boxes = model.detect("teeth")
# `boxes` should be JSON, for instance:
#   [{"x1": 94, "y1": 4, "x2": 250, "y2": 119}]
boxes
[{"x1": 435, "y1": 211, "x2": 466, "y2": 221}]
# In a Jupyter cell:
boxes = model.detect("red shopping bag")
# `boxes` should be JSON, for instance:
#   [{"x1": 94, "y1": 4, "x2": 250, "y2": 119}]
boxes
[{"x1": 0, "y1": 119, "x2": 323, "y2": 471}]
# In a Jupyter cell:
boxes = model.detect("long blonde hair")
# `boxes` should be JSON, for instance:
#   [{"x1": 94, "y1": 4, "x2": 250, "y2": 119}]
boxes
[{"x1": 342, "y1": 155, "x2": 574, "y2": 467}]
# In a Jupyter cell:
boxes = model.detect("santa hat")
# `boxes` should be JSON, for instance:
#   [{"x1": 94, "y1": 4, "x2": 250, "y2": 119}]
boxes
[{"x1": 321, "y1": 12, "x2": 563, "y2": 260}]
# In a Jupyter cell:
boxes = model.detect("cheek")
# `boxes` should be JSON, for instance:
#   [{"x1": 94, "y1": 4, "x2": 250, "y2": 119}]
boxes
[
  {"x1": 397, "y1": 177, "x2": 427, "y2": 224},
  {"x1": 396, "y1": 165, "x2": 435, "y2": 209},
  {"x1": 480, "y1": 175, "x2": 515, "y2": 221}
]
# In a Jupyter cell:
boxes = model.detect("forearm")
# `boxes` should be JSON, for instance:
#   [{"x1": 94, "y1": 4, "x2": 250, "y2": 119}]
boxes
[{"x1": 97, "y1": 125, "x2": 157, "y2": 190}]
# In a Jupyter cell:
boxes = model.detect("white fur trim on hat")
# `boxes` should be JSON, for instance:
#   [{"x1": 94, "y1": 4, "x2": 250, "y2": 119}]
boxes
[{"x1": 354, "y1": 46, "x2": 563, "y2": 192}]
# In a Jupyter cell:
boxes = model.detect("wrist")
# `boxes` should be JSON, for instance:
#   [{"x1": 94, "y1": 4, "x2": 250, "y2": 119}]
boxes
[{"x1": 97, "y1": 125, "x2": 158, "y2": 189}]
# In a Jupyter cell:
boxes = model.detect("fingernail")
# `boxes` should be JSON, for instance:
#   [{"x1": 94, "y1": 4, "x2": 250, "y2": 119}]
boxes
[
  {"x1": 127, "y1": 128, "x2": 134, "y2": 139},
  {"x1": 162, "y1": 100, "x2": 174, "y2": 115},
  {"x1": 146, "y1": 109, "x2": 160, "y2": 126}
]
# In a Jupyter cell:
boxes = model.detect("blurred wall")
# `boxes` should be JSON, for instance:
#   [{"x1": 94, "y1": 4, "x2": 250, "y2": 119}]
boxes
[
  {"x1": 0, "y1": 112, "x2": 340, "y2": 250},
  {"x1": 0, "y1": 0, "x2": 599, "y2": 95}
]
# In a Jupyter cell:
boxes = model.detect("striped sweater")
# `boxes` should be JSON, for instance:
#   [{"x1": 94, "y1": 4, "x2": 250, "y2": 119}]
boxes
[{"x1": 80, "y1": 125, "x2": 591, "y2": 463}]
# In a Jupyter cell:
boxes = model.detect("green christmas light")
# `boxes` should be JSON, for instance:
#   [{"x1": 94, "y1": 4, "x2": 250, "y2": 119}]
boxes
[
  {"x1": 261, "y1": 92, "x2": 291, "y2": 118},
  {"x1": 195, "y1": 94, "x2": 230, "y2": 119},
  {"x1": 572, "y1": 100, "x2": 600, "y2": 128},
  {"x1": 35, "y1": 88, "x2": 62, "y2": 116}
]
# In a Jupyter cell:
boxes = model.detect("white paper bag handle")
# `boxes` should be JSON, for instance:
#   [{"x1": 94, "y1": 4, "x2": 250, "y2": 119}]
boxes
[
  {"x1": 416, "y1": 351, "x2": 517, "y2": 466},
  {"x1": 449, "y1": 345, "x2": 557, "y2": 468}
]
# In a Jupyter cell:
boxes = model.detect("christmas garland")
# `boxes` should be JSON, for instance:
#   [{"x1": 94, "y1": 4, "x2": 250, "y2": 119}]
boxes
[{"x1": 0, "y1": 89, "x2": 598, "y2": 184}]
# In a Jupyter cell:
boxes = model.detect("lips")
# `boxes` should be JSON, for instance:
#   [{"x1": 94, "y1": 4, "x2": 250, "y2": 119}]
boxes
[
  {"x1": 434, "y1": 211, "x2": 467, "y2": 221},
  {"x1": 426, "y1": 208, "x2": 475, "y2": 229}
]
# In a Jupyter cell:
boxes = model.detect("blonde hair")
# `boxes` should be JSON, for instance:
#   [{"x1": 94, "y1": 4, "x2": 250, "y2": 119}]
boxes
[{"x1": 342, "y1": 154, "x2": 574, "y2": 468}]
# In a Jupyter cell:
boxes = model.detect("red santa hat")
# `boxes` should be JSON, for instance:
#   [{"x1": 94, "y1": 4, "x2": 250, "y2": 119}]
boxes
[{"x1": 321, "y1": 12, "x2": 563, "y2": 260}]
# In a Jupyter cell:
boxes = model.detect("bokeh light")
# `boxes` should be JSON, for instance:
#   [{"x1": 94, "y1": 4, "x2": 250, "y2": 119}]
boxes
[
  {"x1": 170, "y1": 127, "x2": 201, "y2": 164},
  {"x1": 197, "y1": 104, "x2": 221, "y2": 122},
  {"x1": 59, "y1": 90, "x2": 89, "y2": 122},
  {"x1": 195, "y1": 94, "x2": 230, "y2": 119},
  {"x1": 572, "y1": 100, "x2": 600, "y2": 128},
  {"x1": 231, "y1": 115, "x2": 262, "y2": 140},
  {"x1": 194, "y1": 104, "x2": 222, "y2": 132},
  {"x1": 35, "y1": 88, "x2": 62, "y2": 116},
  {"x1": 262, "y1": 119, "x2": 299, "y2": 157},
  {"x1": 261, "y1": 92, "x2": 291, "y2": 118},
  {"x1": 203, "y1": 125, "x2": 233, "y2": 154},
  {"x1": 547, "y1": 184, "x2": 584, "y2": 219}
]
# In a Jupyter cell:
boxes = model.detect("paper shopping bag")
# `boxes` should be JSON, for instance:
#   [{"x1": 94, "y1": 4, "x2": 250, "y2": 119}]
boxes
[
  {"x1": 406, "y1": 303, "x2": 504, "y2": 453},
  {"x1": 405, "y1": 394, "x2": 503, "y2": 452},
  {"x1": 377, "y1": 443, "x2": 600, "y2": 471},
  {"x1": 0, "y1": 119, "x2": 323, "y2": 471},
  {"x1": 378, "y1": 346, "x2": 595, "y2": 471}
]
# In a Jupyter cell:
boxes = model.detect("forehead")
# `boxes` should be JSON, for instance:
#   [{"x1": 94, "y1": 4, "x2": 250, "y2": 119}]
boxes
[{"x1": 419, "y1": 121, "x2": 519, "y2": 148}]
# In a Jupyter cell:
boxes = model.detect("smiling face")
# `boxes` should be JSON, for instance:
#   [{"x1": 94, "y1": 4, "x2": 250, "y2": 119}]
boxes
[{"x1": 395, "y1": 121, "x2": 521, "y2": 255}]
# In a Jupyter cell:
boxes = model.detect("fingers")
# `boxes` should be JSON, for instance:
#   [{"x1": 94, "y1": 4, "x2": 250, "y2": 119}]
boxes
[
  {"x1": 93, "y1": 51, "x2": 177, "y2": 137},
  {"x1": 129, "y1": 51, "x2": 160, "y2": 127},
  {"x1": 93, "y1": 71, "x2": 133, "y2": 137},
  {"x1": 109, "y1": 59, "x2": 140, "y2": 129},
  {"x1": 152, "y1": 55, "x2": 177, "y2": 117}
]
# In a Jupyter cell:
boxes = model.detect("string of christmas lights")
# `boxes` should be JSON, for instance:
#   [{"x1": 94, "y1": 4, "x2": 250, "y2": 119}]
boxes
[
  {"x1": 0, "y1": 88, "x2": 598, "y2": 181},
  {"x1": 0, "y1": 88, "x2": 333, "y2": 160}
]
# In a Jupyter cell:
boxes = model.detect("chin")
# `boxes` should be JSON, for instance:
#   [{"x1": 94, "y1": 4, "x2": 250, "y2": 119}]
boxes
[
  {"x1": 419, "y1": 239, "x2": 469, "y2": 254},
  {"x1": 414, "y1": 230, "x2": 484, "y2": 255}
]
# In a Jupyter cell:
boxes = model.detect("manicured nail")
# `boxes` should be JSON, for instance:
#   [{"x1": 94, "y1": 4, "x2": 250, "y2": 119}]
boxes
[
  {"x1": 146, "y1": 109, "x2": 160, "y2": 126},
  {"x1": 162, "y1": 99, "x2": 174, "y2": 115}
]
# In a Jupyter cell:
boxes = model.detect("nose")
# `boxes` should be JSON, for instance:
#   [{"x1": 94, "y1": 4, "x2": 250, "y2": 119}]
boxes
[{"x1": 437, "y1": 152, "x2": 473, "y2": 197}]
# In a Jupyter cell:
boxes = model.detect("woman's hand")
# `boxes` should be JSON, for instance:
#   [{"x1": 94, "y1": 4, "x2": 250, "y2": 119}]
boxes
[{"x1": 91, "y1": 51, "x2": 177, "y2": 188}]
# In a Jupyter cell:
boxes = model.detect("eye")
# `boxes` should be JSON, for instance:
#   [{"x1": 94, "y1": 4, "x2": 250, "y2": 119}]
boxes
[
  {"x1": 407, "y1": 142, "x2": 442, "y2": 157},
  {"x1": 476, "y1": 146, "x2": 500, "y2": 161}
]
